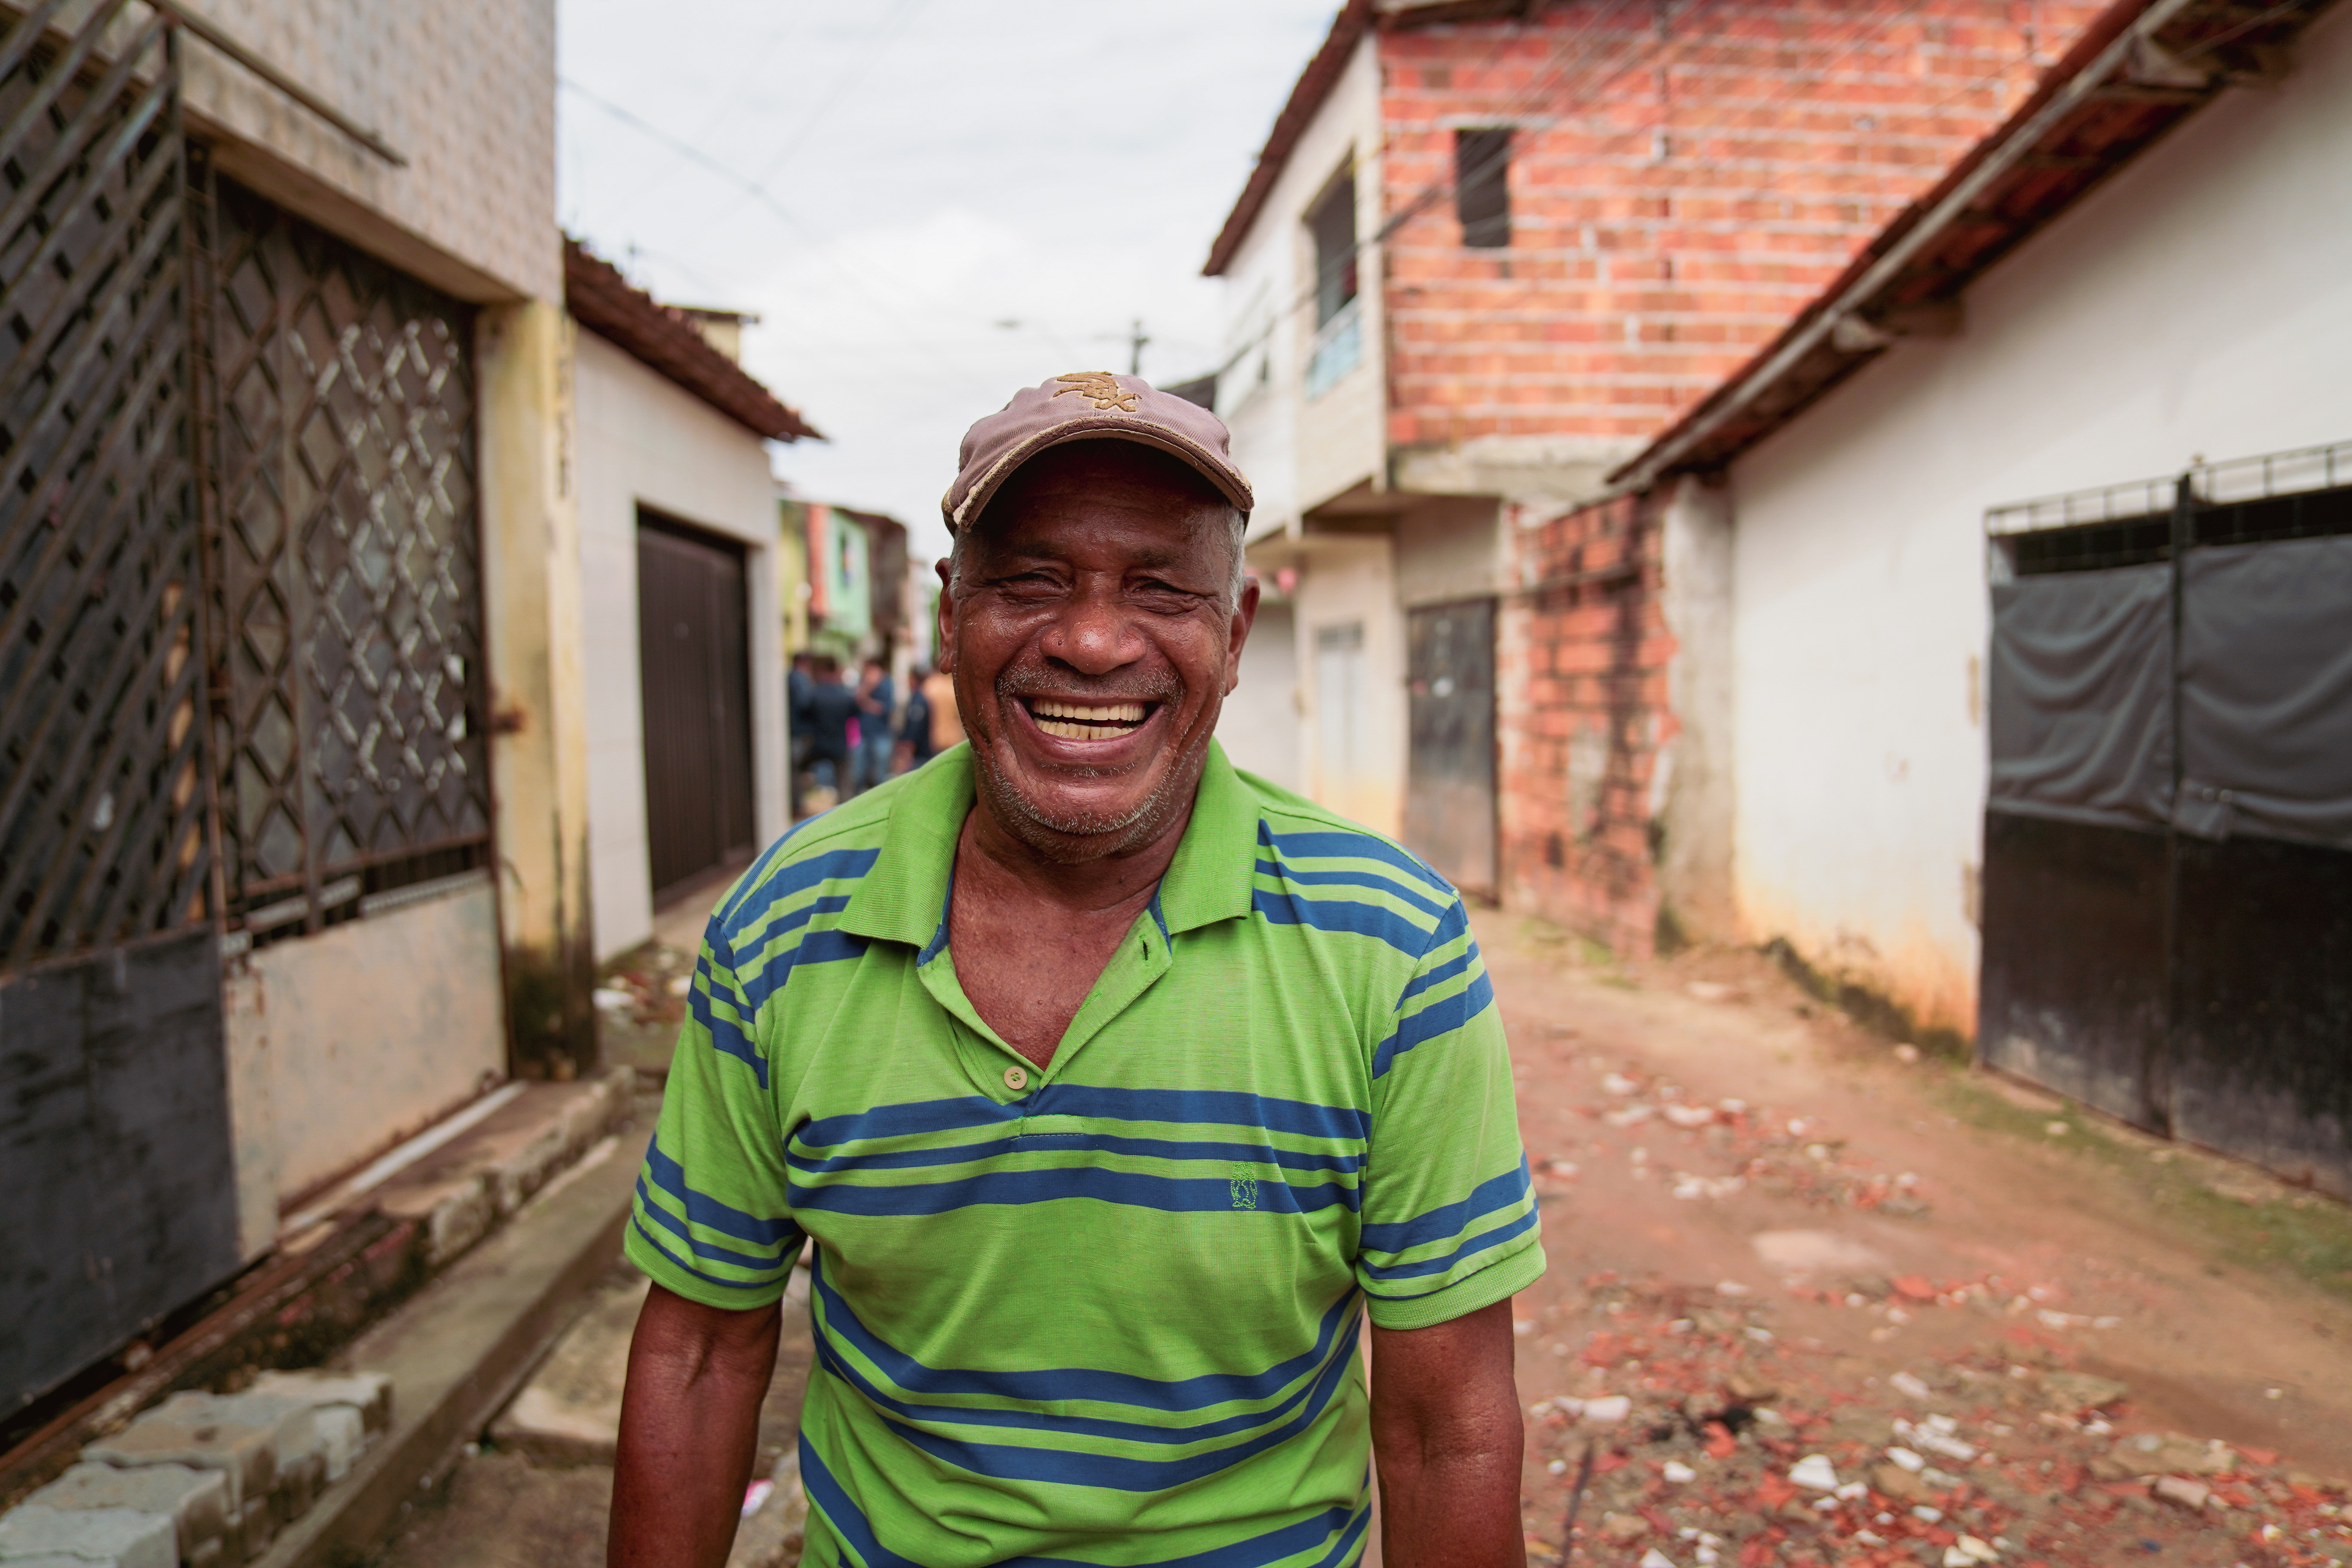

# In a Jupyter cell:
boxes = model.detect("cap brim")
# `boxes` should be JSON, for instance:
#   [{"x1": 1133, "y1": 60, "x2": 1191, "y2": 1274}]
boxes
[{"x1": 945, "y1": 416, "x2": 1254, "y2": 534}]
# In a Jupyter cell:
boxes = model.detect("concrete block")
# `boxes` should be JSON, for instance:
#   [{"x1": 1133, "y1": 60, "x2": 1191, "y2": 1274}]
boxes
[
  {"x1": 223, "y1": 1503, "x2": 274, "y2": 1564},
  {"x1": 242, "y1": 1371, "x2": 393, "y2": 1437},
  {"x1": 0, "y1": 1504, "x2": 174, "y2": 1568},
  {"x1": 84, "y1": 1411, "x2": 275, "y2": 1518},
  {"x1": 491, "y1": 1123, "x2": 569, "y2": 1217},
  {"x1": 152, "y1": 1394, "x2": 319, "y2": 1497},
  {"x1": 23, "y1": 1463, "x2": 226, "y2": 1563},
  {"x1": 312, "y1": 1407, "x2": 365, "y2": 1483}
]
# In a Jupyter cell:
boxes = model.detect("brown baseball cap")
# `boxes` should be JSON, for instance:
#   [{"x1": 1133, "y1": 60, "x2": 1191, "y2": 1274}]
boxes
[{"x1": 941, "y1": 371, "x2": 1254, "y2": 534}]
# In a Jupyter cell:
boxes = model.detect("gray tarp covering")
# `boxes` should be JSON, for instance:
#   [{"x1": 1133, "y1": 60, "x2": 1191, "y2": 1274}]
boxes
[
  {"x1": 1988, "y1": 538, "x2": 2352, "y2": 850},
  {"x1": 2179, "y1": 535, "x2": 2352, "y2": 850},
  {"x1": 1987, "y1": 564, "x2": 2174, "y2": 829}
]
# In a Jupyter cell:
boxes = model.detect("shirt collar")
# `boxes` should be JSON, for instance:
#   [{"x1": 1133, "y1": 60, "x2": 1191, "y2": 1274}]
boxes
[{"x1": 835, "y1": 739, "x2": 1258, "y2": 950}]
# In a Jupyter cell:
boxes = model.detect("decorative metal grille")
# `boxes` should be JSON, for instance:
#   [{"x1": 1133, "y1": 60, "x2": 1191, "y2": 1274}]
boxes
[
  {"x1": 0, "y1": 2, "x2": 212, "y2": 969},
  {"x1": 194, "y1": 172, "x2": 488, "y2": 936}
]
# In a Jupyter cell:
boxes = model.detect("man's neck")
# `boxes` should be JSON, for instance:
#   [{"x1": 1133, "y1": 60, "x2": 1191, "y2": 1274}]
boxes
[{"x1": 958, "y1": 783, "x2": 1197, "y2": 919}]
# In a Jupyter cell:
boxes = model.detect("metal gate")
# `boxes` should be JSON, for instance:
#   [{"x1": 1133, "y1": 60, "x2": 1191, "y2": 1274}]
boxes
[
  {"x1": 0, "y1": 4, "x2": 242, "y2": 1409},
  {"x1": 1405, "y1": 598, "x2": 1497, "y2": 896},
  {"x1": 1979, "y1": 447, "x2": 2352, "y2": 1198},
  {"x1": 193, "y1": 169, "x2": 490, "y2": 944},
  {"x1": 637, "y1": 514, "x2": 755, "y2": 903}
]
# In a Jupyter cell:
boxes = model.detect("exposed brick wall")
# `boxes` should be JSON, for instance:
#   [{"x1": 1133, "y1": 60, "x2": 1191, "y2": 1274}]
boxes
[
  {"x1": 1379, "y1": 0, "x2": 2106, "y2": 449},
  {"x1": 1495, "y1": 491, "x2": 1674, "y2": 955}
]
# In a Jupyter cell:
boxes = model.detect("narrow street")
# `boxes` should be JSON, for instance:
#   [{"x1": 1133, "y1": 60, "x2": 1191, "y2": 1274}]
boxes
[{"x1": 368, "y1": 909, "x2": 2352, "y2": 1568}]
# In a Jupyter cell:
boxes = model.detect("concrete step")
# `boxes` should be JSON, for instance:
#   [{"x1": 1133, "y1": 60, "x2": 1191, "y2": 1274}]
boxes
[
  {"x1": 284, "y1": 1068, "x2": 637, "y2": 1268},
  {"x1": 246, "y1": 1121, "x2": 645, "y2": 1568}
]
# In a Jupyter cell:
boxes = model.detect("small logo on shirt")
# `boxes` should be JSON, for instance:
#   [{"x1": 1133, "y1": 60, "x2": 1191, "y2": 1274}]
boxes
[{"x1": 1229, "y1": 1162, "x2": 1258, "y2": 1211}]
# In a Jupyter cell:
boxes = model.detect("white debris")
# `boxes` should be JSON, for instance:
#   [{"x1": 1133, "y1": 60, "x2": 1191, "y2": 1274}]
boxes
[
  {"x1": 1603, "y1": 1073, "x2": 1640, "y2": 1095},
  {"x1": 1894, "y1": 1417, "x2": 1979, "y2": 1463},
  {"x1": 1546, "y1": 1459, "x2": 1567, "y2": 1476},
  {"x1": 1886, "y1": 1447, "x2": 1927, "y2": 1473},
  {"x1": 1606, "y1": 1105, "x2": 1657, "y2": 1127},
  {"x1": 1789, "y1": 1454, "x2": 1840, "y2": 1492},
  {"x1": 592, "y1": 987, "x2": 635, "y2": 1012},
  {"x1": 1955, "y1": 1535, "x2": 2001, "y2": 1562},
  {"x1": 1891, "y1": 1371, "x2": 1934, "y2": 1401},
  {"x1": 1640, "y1": 1550, "x2": 1680, "y2": 1568},
  {"x1": 1715, "y1": 1280, "x2": 1751, "y2": 1297},
  {"x1": 1662, "y1": 1460, "x2": 1697, "y2": 1483},
  {"x1": 1581, "y1": 1395, "x2": 1632, "y2": 1426},
  {"x1": 1672, "y1": 1173, "x2": 1745, "y2": 1200},
  {"x1": 1664, "y1": 1102, "x2": 1717, "y2": 1128},
  {"x1": 1913, "y1": 1506, "x2": 1945, "y2": 1523}
]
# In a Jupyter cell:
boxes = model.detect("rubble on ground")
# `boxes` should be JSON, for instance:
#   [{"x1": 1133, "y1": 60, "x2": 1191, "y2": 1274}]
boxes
[{"x1": 1516, "y1": 1275, "x2": 2350, "y2": 1567}]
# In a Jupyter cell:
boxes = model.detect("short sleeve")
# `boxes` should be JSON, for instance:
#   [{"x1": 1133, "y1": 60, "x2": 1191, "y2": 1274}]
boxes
[
  {"x1": 624, "y1": 913, "x2": 804, "y2": 1308},
  {"x1": 1354, "y1": 901, "x2": 1545, "y2": 1330}
]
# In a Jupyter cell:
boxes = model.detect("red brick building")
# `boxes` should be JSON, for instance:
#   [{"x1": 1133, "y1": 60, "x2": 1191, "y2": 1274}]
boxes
[{"x1": 1206, "y1": 0, "x2": 2100, "y2": 950}]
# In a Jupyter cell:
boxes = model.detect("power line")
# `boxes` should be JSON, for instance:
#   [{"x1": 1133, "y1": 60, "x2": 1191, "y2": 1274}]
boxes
[
  {"x1": 744, "y1": 0, "x2": 939, "y2": 190},
  {"x1": 559, "y1": 74, "x2": 938, "y2": 350}
]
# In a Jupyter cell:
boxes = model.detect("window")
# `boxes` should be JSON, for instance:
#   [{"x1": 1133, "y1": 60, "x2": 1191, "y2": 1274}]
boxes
[
  {"x1": 1304, "y1": 167, "x2": 1363, "y2": 399},
  {"x1": 1307, "y1": 170, "x2": 1358, "y2": 328},
  {"x1": 1455, "y1": 127, "x2": 1511, "y2": 249}
]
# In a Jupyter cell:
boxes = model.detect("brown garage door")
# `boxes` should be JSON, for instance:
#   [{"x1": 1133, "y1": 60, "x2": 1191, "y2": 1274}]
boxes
[{"x1": 638, "y1": 515, "x2": 756, "y2": 903}]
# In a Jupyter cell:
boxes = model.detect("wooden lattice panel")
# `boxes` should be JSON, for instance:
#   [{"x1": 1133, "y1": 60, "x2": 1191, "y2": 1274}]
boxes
[{"x1": 0, "y1": 3, "x2": 210, "y2": 968}]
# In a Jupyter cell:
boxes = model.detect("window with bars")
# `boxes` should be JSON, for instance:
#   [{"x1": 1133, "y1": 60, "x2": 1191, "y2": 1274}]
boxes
[{"x1": 194, "y1": 169, "x2": 491, "y2": 944}]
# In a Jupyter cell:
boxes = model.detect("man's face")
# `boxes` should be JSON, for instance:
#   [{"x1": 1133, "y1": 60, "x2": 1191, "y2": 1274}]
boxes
[{"x1": 938, "y1": 443, "x2": 1257, "y2": 863}]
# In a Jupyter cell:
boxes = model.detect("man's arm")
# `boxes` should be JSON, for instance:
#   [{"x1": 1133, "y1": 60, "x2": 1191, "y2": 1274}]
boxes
[
  {"x1": 1369, "y1": 1298, "x2": 1526, "y2": 1568},
  {"x1": 609, "y1": 1284, "x2": 782, "y2": 1568}
]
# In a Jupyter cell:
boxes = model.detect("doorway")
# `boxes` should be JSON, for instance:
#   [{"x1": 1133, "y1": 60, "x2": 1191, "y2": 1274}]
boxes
[
  {"x1": 1404, "y1": 599, "x2": 1499, "y2": 897},
  {"x1": 637, "y1": 514, "x2": 756, "y2": 904}
]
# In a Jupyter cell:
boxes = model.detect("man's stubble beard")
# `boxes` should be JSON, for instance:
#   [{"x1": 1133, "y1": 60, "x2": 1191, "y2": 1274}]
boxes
[{"x1": 971, "y1": 664, "x2": 1213, "y2": 866}]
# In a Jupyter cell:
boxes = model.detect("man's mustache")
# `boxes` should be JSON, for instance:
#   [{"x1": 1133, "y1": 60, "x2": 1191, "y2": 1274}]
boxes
[{"x1": 994, "y1": 664, "x2": 1184, "y2": 705}]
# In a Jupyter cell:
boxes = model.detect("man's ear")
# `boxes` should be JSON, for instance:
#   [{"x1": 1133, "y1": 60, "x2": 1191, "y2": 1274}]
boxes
[
  {"x1": 1223, "y1": 575, "x2": 1261, "y2": 696},
  {"x1": 933, "y1": 556, "x2": 957, "y2": 675}
]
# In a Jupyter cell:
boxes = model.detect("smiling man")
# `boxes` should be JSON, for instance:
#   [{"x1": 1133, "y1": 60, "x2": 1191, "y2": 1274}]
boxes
[{"x1": 610, "y1": 373, "x2": 1544, "y2": 1568}]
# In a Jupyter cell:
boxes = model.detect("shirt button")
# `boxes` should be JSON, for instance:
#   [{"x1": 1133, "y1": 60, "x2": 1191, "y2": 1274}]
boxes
[{"x1": 1003, "y1": 1064, "x2": 1028, "y2": 1092}]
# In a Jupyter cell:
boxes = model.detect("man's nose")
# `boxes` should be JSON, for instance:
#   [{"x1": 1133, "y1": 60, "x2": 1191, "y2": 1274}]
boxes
[{"x1": 1039, "y1": 587, "x2": 1144, "y2": 674}]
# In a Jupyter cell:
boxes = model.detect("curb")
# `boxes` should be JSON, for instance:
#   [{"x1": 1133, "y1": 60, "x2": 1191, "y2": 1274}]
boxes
[{"x1": 250, "y1": 1132, "x2": 644, "y2": 1568}]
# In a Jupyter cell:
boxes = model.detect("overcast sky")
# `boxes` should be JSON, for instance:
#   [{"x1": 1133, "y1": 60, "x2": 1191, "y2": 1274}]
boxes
[{"x1": 556, "y1": 0, "x2": 1337, "y2": 562}]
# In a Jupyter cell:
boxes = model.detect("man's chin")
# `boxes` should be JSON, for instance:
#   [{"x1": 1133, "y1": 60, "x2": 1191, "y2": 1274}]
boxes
[{"x1": 973, "y1": 748, "x2": 1190, "y2": 863}]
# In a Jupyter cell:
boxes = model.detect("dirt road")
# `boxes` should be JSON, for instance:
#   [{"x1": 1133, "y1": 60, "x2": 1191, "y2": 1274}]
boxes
[{"x1": 1485, "y1": 912, "x2": 2352, "y2": 1568}]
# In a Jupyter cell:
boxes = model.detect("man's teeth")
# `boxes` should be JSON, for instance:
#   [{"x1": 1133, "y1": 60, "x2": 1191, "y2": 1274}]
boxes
[{"x1": 1030, "y1": 699, "x2": 1148, "y2": 740}]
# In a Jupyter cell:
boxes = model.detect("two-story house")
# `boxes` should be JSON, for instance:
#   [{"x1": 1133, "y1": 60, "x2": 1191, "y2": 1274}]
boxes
[{"x1": 1206, "y1": 0, "x2": 2100, "y2": 903}]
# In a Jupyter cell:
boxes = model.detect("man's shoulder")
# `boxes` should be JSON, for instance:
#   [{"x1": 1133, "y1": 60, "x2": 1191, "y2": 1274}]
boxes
[
  {"x1": 1224, "y1": 766, "x2": 1465, "y2": 962},
  {"x1": 706, "y1": 773, "x2": 921, "y2": 950}
]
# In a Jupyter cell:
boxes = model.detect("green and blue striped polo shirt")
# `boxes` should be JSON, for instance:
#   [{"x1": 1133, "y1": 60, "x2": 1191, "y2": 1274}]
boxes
[{"x1": 626, "y1": 741, "x2": 1543, "y2": 1568}]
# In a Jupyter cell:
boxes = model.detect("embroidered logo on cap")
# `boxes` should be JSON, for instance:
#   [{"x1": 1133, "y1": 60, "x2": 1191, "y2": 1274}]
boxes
[{"x1": 1052, "y1": 370, "x2": 1138, "y2": 413}]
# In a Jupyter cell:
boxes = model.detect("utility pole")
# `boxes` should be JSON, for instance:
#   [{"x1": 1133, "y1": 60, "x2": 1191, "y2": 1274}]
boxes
[{"x1": 1126, "y1": 318, "x2": 1150, "y2": 377}]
